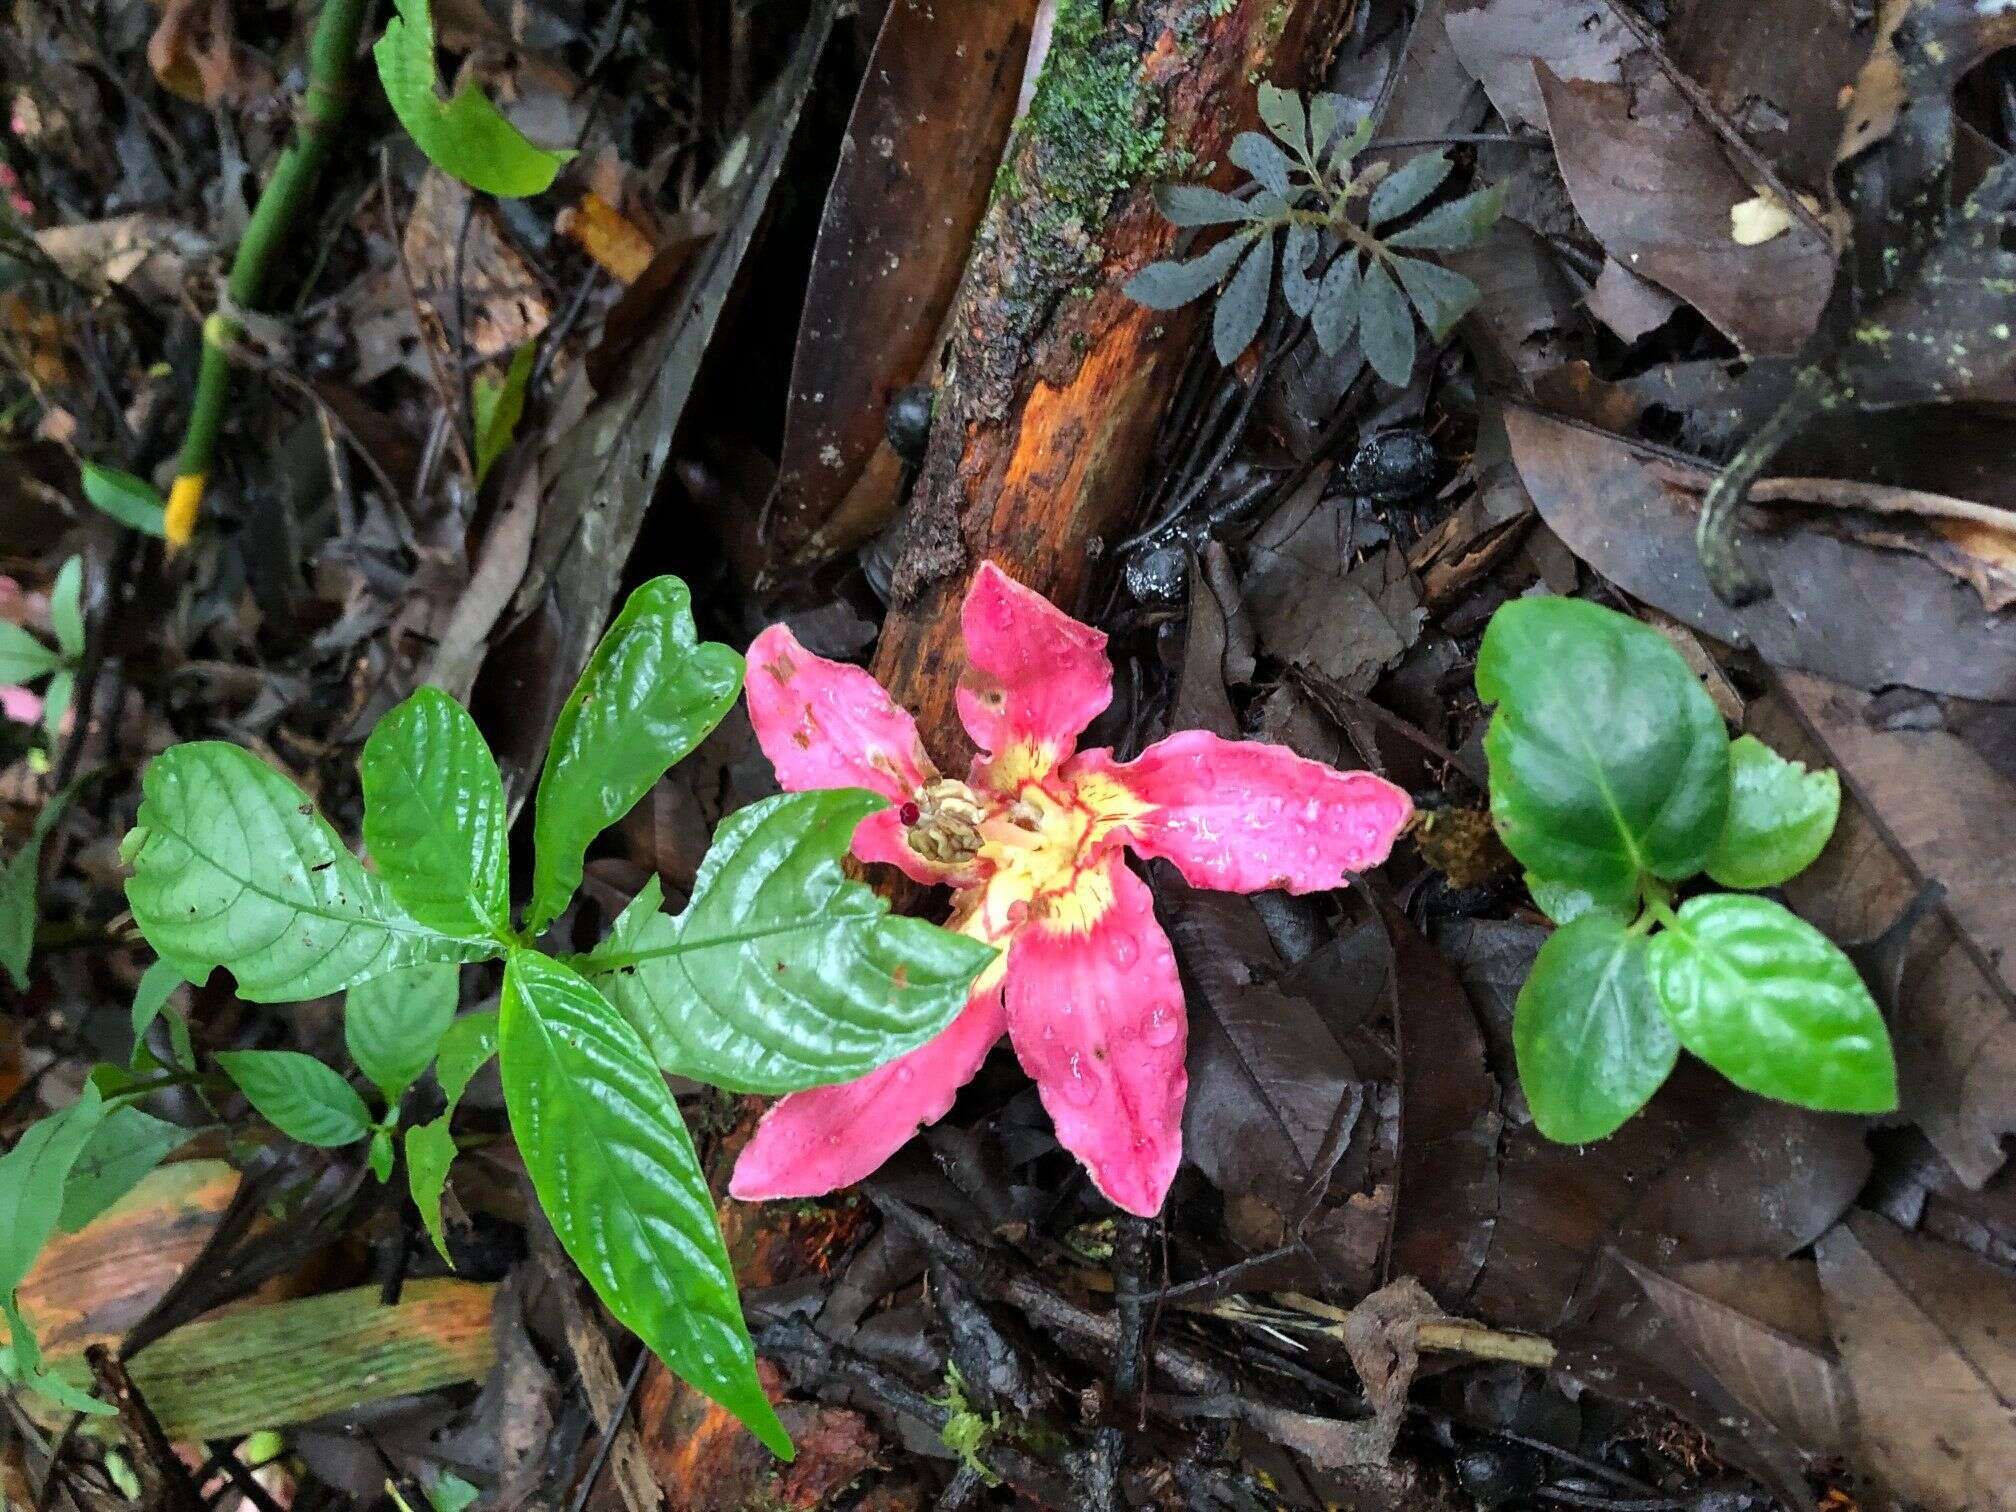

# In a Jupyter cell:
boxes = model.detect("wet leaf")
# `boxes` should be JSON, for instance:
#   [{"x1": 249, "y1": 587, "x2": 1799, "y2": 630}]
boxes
[
  {"x1": 1515, "y1": 914, "x2": 1675, "y2": 1143},
  {"x1": 1357, "y1": 259, "x2": 1415, "y2": 385},
  {"x1": 1229, "y1": 130, "x2": 1295, "y2": 199},
  {"x1": 372, "y1": 0, "x2": 569, "y2": 198},
  {"x1": 1213, "y1": 234, "x2": 1273, "y2": 364},
  {"x1": 471, "y1": 341, "x2": 535, "y2": 487},
  {"x1": 498, "y1": 950, "x2": 790, "y2": 1456},
  {"x1": 582, "y1": 791, "x2": 991, "y2": 1094},
  {"x1": 407, "y1": 1009, "x2": 498, "y2": 1264},
  {"x1": 1705, "y1": 735, "x2": 1839, "y2": 890},
  {"x1": 346, "y1": 963, "x2": 459, "y2": 1106},
  {"x1": 527, "y1": 577, "x2": 743, "y2": 933},
  {"x1": 125, "y1": 745, "x2": 495, "y2": 1002},
  {"x1": 218, "y1": 1050, "x2": 373, "y2": 1147}
]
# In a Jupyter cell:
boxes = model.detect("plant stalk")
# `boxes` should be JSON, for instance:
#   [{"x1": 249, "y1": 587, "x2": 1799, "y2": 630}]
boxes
[{"x1": 167, "y1": 0, "x2": 371, "y2": 548}]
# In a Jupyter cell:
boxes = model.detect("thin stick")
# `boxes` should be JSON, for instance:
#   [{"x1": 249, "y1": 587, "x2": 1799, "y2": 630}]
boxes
[{"x1": 167, "y1": 0, "x2": 372, "y2": 547}]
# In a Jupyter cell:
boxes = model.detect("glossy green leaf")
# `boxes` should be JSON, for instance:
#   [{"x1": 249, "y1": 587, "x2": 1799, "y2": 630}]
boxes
[
  {"x1": 527, "y1": 577, "x2": 743, "y2": 933},
  {"x1": 1358, "y1": 258, "x2": 1416, "y2": 385},
  {"x1": 1311, "y1": 250, "x2": 1361, "y2": 354},
  {"x1": 0, "y1": 1085, "x2": 112, "y2": 1412},
  {"x1": 1229, "y1": 130, "x2": 1295, "y2": 199},
  {"x1": 1257, "y1": 82, "x2": 1309, "y2": 158},
  {"x1": 1526, "y1": 874, "x2": 1630, "y2": 928},
  {"x1": 498, "y1": 950, "x2": 790, "y2": 1456},
  {"x1": 406, "y1": 1008, "x2": 498, "y2": 1264},
  {"x1": 1705, "y1": 735, "x2": 1840, "y2": 890},
  {"x1": 373, "y1": 0, "x2": 570, "y2": 197},
  {"x1": 1154, "y1": 184, "x2": 1256, "y2": 227},
  {"x1": 1478, "y1": 597, "x2": 1730, "y2": 909},
  {"x1": 1124, "y1": 232, "x2": 1250, "y2": 310},
  {"x1": 583, "y1": 791, "x2": 994, "y2": 1094},
  {"x1": 124, "y1": 743, "x2": 495, "y2": 1003},
  {"x1": 0, "y1": 785, "x2": 71, "y2": 991},
  {"x1": 361, "y1": 687, "x2": 511, "y2": 939},
  {"x1": 367, "y1": 1128, "x2": 396, "y2": 1182},
  {"x1": 79, "y1": 461, "x2": 168, "y2": 536},
  {"x1": 1385, "y1": 181, "x2": 1505, "y2": 251},
  {"x1": 1369, "y1": 150, "x2": 1453, "y2": 225},
  {"x1": 1515, "y1": 914, "x2": 1676, "y2": 1143},
  {"x1": 1648, "y1": 894, "x2": 1896, "y2": 1113},
  {"x1": 0, "y1": 622, "x2": 58, "y2": 685},
  {"x1": 1213, "y1": 234, "x2": 1273, "y2": 364},
  {"x1": 219, "y1": 1050, "x2": 374, "y2": 1147},
  {"x1": 59, "y1": 1106, "x2": 188, "y2": 1231},
  {"x1": 346, "y1": 962, "x2": 459, "y2": 1106},
  {"x1": 472, "y1": 341, "x2": 536, "y2": 486},
  {"x1": 1392, "y1": 255, "x2": 1480, "y2": 340},
  {"x1": 49, "y1": 556, "x2": 83, "y2": 660}
]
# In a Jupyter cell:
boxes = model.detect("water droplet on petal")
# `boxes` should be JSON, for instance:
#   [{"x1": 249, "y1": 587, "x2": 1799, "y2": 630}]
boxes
[
  {"x1": 1059, "y1": 1051, "x2": 1098, "y2": 1105},
  {"x1": 1143, "y1": 1007, "x2": 1181, "y2": 1047},
  {"x1": 1106, "y1": 933, "x2": 1138, "y2": 968},
  {"x1": 895, "y1": 1064, "x2": 915, "y2": 1085}
]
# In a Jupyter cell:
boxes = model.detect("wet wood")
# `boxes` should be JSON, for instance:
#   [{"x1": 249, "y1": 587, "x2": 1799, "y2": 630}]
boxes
[{"x1": 872, "y1": 0, "x2": 1350, "y2": 766}]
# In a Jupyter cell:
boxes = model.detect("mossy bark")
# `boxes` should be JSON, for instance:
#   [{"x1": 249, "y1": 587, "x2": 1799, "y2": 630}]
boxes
[{"x1": 873, "y1": 0, "x2": 1349, "y2": 766}]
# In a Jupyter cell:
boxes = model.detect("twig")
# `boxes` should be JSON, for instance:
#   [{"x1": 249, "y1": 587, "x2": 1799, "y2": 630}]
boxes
[
  {"x1": 564, "y1": 1347, "x2": 649, "y2": 1512},
  {"x1": 167, "y1": 0, "x2": 372, "y2": 547},
  {"x1": 1595, "y1": 0, "x2": 1834, "y2": 250}
]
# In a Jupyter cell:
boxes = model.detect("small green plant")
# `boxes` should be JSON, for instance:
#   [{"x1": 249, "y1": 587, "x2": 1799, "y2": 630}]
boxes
[
  {"x1": 1480, "y1": 597, "x2": 1896, "y2": 1143},
  {"x1": 0, "y1": 554, "x2": 84, "y2": 740},
  {"x1": 1, "y1": 576, "x2": 994, "y2": 1455},
  {"x1": 1124, "y1": 83, "x2": 1504, "y2": 382}
]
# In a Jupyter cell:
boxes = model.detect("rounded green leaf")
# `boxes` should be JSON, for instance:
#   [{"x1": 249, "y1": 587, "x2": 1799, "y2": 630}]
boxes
[
  {"x1": 346, "y1": 962, "x2": 459, "y2": 1105},
  {"x1": 361, "y1": 687, "x2": 511, "y2": 938},
  {"x1": 1478, "y1": 597, "x2": 1730, "y2": 908},
  {"x1": 1526, "y1": 874, "x2": 1630, "y2": 928},
  {"x1": 527, "y1": 577, "x2": 743, "y2": 932},
  {"x1": 124, "y1": 744, "x2": 496, "y2": 1003},
  {"x1": 499, "y1": 951, "x2": 791, "y2": 1457},
  {"x1": 1647, "y1": 894, "x2": 1897, "y2": 1113},
  {"x1": 1515, "y1": 913, "x2": 1676, "y2": 1143},
  {"x1": 373, "y1": 0, "x2": 571, "y2": 197},
  {"x1": 1705, "y1": 734, "x2": 1840, "y2": 890},
  {"x1": 79, "y1": 461, "x2": 168, "y2": 536},
  {"x1": 406, "y1": 1008, "x2": 498, "y2": 1265},
  {"x1": 218, "y1": 1050, "x2": 374, "y2": 1147},
  {"x1": 583, "y1": 791, "x2": 995, "y2": 1094}
]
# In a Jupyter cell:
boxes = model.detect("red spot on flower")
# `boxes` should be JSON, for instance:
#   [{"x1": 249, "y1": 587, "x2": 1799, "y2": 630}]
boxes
[{"x1": 899, "y1": 801, "x2": 921, "y2": 826}]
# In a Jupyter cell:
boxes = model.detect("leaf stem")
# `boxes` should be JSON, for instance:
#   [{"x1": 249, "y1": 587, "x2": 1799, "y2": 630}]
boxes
[{"x1": 167, "y1": 0, "x2": 372, "y2": 549}]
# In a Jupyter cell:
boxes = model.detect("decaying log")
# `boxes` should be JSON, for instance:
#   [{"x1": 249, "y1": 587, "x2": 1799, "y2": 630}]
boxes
[{"x1": 872, "y1": 0, "x2": 1350, "y2": 763}]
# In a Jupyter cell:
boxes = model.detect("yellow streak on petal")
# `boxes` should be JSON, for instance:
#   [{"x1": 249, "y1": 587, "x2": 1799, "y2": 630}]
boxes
[
  {"x1": 978, "y1": 739, "x2": 1057, "y2": 793},
  {"x1": 164, "y1": 473, "x2": 205, "y2": 550}
]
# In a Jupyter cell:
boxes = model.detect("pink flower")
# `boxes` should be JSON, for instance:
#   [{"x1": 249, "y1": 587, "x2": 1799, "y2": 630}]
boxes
[
  {"x1": 730, "y1": 562, "x2": 1413, "y2": 1216},
  {"x1": 1, "y1": 684, "x2": 41, "y2": 724}
]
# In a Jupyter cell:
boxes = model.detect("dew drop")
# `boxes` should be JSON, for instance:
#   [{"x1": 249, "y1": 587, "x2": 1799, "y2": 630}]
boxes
[
  {"x1": 895, "y1": 1064, "x2": 915, "y2": 1085},
  {"x1": 1059, "y1": 1051, "x2": 1098, "y2": 1105},
  {"x1": 1106, "y1": 933, "x2": 1138, "y2": 968},
  {"x1": 1143, "y1": 1007, "x2": 1181, "y2": 1047}
]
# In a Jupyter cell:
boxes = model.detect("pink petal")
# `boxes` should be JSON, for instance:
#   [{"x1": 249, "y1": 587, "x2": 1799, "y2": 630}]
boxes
[
  {"x1": 957, "y1": 561, "x2": 1110, "y2": 783},
  {"x1": 1, "y1": 685, "x2": 43, "y2": 724},
  {"x1": 745, "y1": 624, "x2": 937, "y2": 802},
  {"x1": 729, "y1": 978, "x2": 1008, "y2": 1201},
  {"x1": 1072, "y1": 731, "x2": 1414, "y2": 895},
  {"x1": 1003, "y1": 854, "x2": 1185, "y2": 1216}
]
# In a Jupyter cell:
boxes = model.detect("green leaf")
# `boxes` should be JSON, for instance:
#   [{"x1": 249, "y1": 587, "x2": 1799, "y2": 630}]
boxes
[
  {"x1": 472, "y1": 341, "x2": 535, "y2": 486},
  {"x1": 1329, "y1": 113, "x2": 1374, "y2": 175},
  {"x1": 1369, "y1": 150, "x2": 1453, "y2": 225},
  {"x1": 407, "y1": 1008, "x2": 499, "y2": 1264},
  {"x1": 59, "y1": 1106, "x2": 188, "y2": 1231},
  {"x1": 367, "y1": 1128, "x2": 396, "y2": 1182},
  {"x1": 372, "y1": 0, "x2": 571, "y2": 197},
  {"x1": 130, "y1": 959, "x2": 195, "y2": 1072},
  {"x1": 1385, "y1": 181, "x2": 1505, "y2": 250},
  {"x1": 0, "y1": 622, "x2": 58, "y2": 685},
  {"x1": 1705, "y1": 735, "x2": 1840, "y2": 890},
  {"x1": 346, "y1": 963, "x2": 459, "y2": 1106},
  {"x1": 49, "y1": 556, "x2": 83, "y2": 661},
  {"x1": 0, "y1": 785, "x2": 71, "y2": 991},
  {"x1": 1307, "y1": 92, "x2": 1347, "y2": 161},
  {"x1": 361, "y1": 688, "x2": 511, "y2": 939},
  {"x1": 1311, "y1": 250, "x2": 1361, "y2": 354},
  {"x1": 123, "y1": 743, "x2": 496, "y2": 1003},
  {"x1": 1280, "y1": 224, "x2": 1319, "y2": 317},
  {"x1": 1257, "y1": 82, "x2": 1309, "y2": 158},
  {"x1": 0, "y1": 1086, "x2": 112, "y2": 1412},
  {"x1": 220, "y1": 1050, "x2": 375, "y2": 1146},
  {"x1": 1124, "y1": 233, "x2": 1250, "y2": 310},
  {"x1": 1153, "y1": 183, "x2": 1256, "y2": 227},
  {"x1": 1526, "y1": 875, "x2": 1630, "y2": 928},
  {"x1": 79, "y1": 462, "x2": 168, "y2": 536},
  {"x1": 1229, "y1": 130, "x2": 1295, "y2": 199},
  {"x1": 527, "y1": 577, "x2": 743, "y2": 933},
  {"x1": 1214, "y1": 234, "x2": 1273, "y2": 364},
  {"x1": 1392, "y1": 255, "x2": 1480, "y2": 340},
  {"x1": 582, "y1": 791, "x2": 994, "y2": 1094},
  {"x1": 498, "y1": 950, "x2": 791, "y2": 1456},
  {"x1": 1357, "y1": 258, "x2": 1416, "y2": 385},
  {"x1": 39, "y1": 668, "x2": 72, "y2": 739},
  {"x1": 1515, "y1": 914, "x2": 1676, "y2": 1143},
  {"x1": 1647, "y1": 894, "x2": 1897, "y2": 1113},
  {"x1": 1477, "y1": 597, "x2": 1730, "y2": 909}
]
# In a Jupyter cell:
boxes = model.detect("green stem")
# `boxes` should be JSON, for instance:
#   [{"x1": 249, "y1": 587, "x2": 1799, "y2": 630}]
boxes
[{"x1": 168, "y1": 0, "x2": 371, "y2": 545}]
